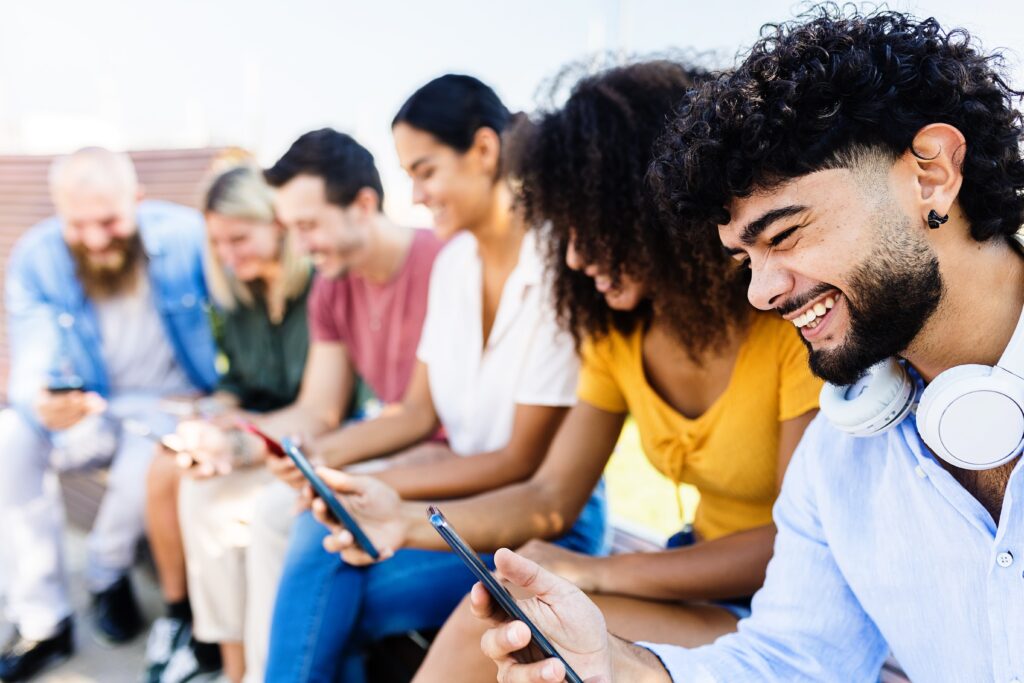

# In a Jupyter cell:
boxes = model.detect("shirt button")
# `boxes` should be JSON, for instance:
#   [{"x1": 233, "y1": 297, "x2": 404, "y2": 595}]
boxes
[
  {"x1": 181, "y1": 294, "x2": 197, "y2": 308},
  {"x1": 996, "y1": 551, "x2": 1014, "y2": 568},
  {"x1": 914, "y1": 465, "x2": 927, "y2": 479},
  {"x1": 57, "y1": 313, "x2": 74, "y2": 328}
]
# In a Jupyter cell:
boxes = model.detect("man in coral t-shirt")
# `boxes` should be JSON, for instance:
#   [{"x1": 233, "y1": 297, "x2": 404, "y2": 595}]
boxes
[{"x1": 164, "y1": 128, "x2": 441, "y2": 683}]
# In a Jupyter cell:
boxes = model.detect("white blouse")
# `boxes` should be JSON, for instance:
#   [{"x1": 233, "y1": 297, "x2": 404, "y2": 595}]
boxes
[{"x1": 417, "y1": 229, "x2": 579, "y2": 456}]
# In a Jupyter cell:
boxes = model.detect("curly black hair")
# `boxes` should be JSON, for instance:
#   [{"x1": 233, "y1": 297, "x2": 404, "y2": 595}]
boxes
[
  {"x1": 650, "y1": 4, "x2": 1024, "y2": 242},
  {"x1": 510, "y1": 60, "x2": 751, "y2": 355}
]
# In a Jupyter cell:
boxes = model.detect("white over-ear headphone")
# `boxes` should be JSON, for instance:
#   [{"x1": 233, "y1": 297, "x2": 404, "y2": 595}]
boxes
[{"x1": 820, "y1": 238, "x2": 1024, "y2": 470}]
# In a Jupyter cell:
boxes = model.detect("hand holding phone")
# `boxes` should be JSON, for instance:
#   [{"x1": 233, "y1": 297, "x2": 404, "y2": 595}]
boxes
[
  {"x1": 35, "y1": 382, "x2": 104, "y2": 432},
  {"x1": 236, "y1": 419, "x2": 286, "y2": 457},
  {"x1": 428, "y1": 507, "x2": 585, "y2": 683},
  {"x1": 281, "y1": 437, "x2": 380, "y2": 560}
]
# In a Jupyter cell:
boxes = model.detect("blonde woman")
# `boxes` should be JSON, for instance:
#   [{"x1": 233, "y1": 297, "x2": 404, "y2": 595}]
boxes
[{"x1": 142, "y1": 164, "x2": 313, "y2": 683}]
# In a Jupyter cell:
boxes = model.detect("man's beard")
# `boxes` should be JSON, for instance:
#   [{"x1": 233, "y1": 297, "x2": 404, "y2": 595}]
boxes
[
  {"x1": 70, "y1": 232, "x2": 145, "y2": 299},
  {"x1": 805, "y1": 213, "x2": 944, "y2": 386}
]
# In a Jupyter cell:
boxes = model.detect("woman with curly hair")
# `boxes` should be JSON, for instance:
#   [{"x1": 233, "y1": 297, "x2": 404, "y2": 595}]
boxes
[{"x1": 313, "y1": 59, "x2": 822, "y2": 681}]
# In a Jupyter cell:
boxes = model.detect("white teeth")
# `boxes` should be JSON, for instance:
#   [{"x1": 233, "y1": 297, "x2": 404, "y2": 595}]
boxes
[{"x1": 792, "y1": 294, "x2": 839, "y2": 329}]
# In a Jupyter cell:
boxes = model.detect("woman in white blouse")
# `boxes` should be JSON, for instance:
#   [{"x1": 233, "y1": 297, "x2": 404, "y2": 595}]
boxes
[{"x1": 262, "y1": 75, "x2": 608, "y2": 683}]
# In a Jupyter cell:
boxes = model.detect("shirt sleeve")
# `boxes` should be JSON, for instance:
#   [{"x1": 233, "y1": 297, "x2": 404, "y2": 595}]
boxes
[
  {"x1": 776, "y1": 322, "x2": 823, "y2": 421},
  {"x1": 308, "y1": 276, "x2": 343, "y2": 343},
  {"x1": 576, "y1": 335, "x2": 628, "y2": 414},
  {"x1": 513, "y1": 290, "x2": 579, "y2": 407},
  {"x1": 5, "y1": 240, "x2": 62, "y2": 408},
  {"x1": 638, "y1": 417, "x2": 888, "y2": 681}
]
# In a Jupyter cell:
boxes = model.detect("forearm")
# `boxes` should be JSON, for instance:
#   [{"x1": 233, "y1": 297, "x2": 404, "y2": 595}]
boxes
[
  {"x1": 402, "y1": 477, "x2": 592, "y2": 552},
  {"x1": 610, "y1": 636, "x2": 674, "y2": 682},
  {"x1": 253, "y1": 402, "x2": 336, "y2": 442},
  {"x1": 318, "y1": 408, "x2": 438, "y2": 468},
  {"x1": 373, "y1": 446, "x2": 537, "y2": 500},
  {"x1": 590, "y1": 524, "x2": 777, "y2": 601}
]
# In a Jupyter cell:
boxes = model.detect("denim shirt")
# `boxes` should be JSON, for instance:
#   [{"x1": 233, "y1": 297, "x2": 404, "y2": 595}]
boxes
[
  {"x1": 644, "y1": 411, "x2": 1024, "y2": 682},
  {"x1": 4, "y1": 200, "x2": 218, "y2": 413}
]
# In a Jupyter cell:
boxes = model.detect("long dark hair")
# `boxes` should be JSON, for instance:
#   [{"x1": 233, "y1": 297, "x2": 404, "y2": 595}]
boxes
[
  {"x1": 513, "y1": 60, "x2": 751, "y2": 355},
  {"x1": 392, "y1": 74, "x2": 511, "y2": 152}
]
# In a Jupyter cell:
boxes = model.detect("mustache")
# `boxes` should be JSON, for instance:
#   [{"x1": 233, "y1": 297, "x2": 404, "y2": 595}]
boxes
[{"x1": 775, "y1": 282, "x2": 838, "y2": 317}]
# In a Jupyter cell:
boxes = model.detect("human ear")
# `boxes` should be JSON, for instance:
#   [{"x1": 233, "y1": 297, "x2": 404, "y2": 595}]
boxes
[
  {"x1": 906, "y1": 123, "x2": 966, "y2": 225},
  {"x1": 468, "y1": 127, "x2": 502, "y2": 178}
]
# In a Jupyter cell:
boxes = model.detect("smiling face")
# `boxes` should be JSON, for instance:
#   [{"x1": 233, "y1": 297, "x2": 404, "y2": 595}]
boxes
[
  {"x1": 206, "y1": 212, "x2": 282, "y2": 284},
  {"x1": 392, "y1": 122, "x2": 499, "y2": 240},
  {"x1": 564, "y1": 230, "x2": 646, "y2": 311},
  {"x1": 719, "y1": 161, "x2": 944, "y2": 385},
  {"x1": 273, "y1": 174, "x2": 368, "y2": 279}
]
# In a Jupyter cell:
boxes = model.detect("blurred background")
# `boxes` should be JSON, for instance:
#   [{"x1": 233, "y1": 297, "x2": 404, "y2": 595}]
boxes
[{"x1": 1, "y1": 0, "x2": 1021, "y2": 227}]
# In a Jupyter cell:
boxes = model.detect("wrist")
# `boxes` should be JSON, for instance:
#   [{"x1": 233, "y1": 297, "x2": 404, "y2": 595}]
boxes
[
  {"x1": 230, "y1": 430, "x2": 263, "y2": 467},
  {"x1": 402, "y1": 502, "x2": 438, "y2": 549},
  {"x1": 586, "y1": 555, "x2": 614, "y2": 594},
  {"x1": 610, "y1": 637, "x2": 672, "y2": 683}
]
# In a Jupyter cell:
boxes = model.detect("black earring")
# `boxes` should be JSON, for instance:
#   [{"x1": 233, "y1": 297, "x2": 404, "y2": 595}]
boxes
[{"x1": 927, "y1": 210, "x2": 949, "y2": 229}]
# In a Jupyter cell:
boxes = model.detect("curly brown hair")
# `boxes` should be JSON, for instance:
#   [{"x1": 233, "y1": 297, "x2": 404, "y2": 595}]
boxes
[{"x1": 510, "y1": 60, "x2": 750, "y2": 356}]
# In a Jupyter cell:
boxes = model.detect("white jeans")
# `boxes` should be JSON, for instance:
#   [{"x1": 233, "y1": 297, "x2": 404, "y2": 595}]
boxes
[{"x1": 0, "y1": 393, "x2": 177, "y2": 640}]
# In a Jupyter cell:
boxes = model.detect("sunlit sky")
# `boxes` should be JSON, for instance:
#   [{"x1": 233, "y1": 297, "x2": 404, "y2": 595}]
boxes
[{"x1": 1, "y1": 0, "x2": 1020, "y2": 223}]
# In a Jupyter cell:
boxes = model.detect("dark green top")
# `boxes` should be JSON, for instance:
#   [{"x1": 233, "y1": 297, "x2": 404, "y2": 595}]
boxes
[{"x1": 214, "y1": 278, "x2": 311, "y2": 413}]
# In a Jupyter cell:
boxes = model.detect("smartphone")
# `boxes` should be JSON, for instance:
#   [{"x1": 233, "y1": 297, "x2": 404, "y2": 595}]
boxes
[
  {"x1": 427, "y1": 506, "x2": 584, "y2": 683},
  {"x1": 48, "y1": 377, "x2": 84, "y2": 393},
  {"x1": 236, "y1": 419, "x2": 286, "y2": 458},
  {"x1": 280, "y1": 437, "x2": 380, "y2": 561},
  {"x1": 120, "y1": 418, "x2": 190, "y2": 460}
]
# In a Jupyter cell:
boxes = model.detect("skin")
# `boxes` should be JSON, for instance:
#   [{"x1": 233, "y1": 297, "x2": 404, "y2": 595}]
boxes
[
  {"x1": 35, "y1": 151, "x2": 142, "y2": 432},
  {"x1": 469, "y1": 123, "x2": 1024, "y2": 681},
  {"x1": 310, "y1": 224, "x2": 814, "y2": 680},
  {"x1": 291, "y1": 122, "x2": 569, "y2": 503},
  {"x1": 164, "y1": 178, "x2": 413, "y2": 683}
]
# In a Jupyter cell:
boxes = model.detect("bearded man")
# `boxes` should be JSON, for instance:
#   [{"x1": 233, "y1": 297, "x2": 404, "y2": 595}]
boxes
[{"x1": 0, "y1": 148, "x2": 217, "y2": 681}]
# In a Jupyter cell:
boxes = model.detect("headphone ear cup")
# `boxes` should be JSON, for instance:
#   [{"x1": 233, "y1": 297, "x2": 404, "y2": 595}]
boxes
[
  {"x1": 820, "y1": 358, "x2": 915, "y2": 436},
  {"x1": 917, "y1": 364, "x2": 1024, "y2": 469}
]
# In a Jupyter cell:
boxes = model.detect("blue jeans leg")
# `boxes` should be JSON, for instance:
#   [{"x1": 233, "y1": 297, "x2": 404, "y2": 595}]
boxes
[
  {"x1": 264, "y1": 484, "x2": 609, "y2": 682},
  {"x1": 264, "y1": 511, "x2": 344, "y2": 682}
]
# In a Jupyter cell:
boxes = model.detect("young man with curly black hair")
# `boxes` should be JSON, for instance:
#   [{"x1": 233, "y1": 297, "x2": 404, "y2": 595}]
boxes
[{"x1": 470, "y1": 7, "x2": 1024, "y2": 682}]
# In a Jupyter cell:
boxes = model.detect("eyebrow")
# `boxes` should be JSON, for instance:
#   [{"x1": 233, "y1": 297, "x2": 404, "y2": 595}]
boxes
[
  {"x1": 739, "y1": 204, "x2": 807, "y2": 246},
  {"x1": 408, "y1": 155, "x2": 433, "y2": 174}
]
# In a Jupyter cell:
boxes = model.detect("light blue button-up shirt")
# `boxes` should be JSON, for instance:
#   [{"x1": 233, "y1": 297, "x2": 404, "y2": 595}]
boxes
[{"x1": 644, "y1": 412, "x2": 1024, "y2": 682}]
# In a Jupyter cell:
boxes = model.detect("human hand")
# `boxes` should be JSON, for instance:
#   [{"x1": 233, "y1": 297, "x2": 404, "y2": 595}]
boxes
[
  {"x1": 175, "y1": 420, "x2": 262, "y2": 478},
  {"x1": 475, "y1": 548, "x2": 612, "y2": 683},
  {"x1": 516, "y1": 540, "x2": 599, "y2": 593},
  {"x1": 313, "y1": 467, "x2": 404, "y2": 565},
  {"x1": 34, "y1": 389, "x2": 105, "y2": 432}
]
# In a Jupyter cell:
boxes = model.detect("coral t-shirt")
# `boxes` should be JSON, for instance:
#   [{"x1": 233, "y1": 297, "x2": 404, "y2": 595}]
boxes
[{"x1": 308, "y1": 228, "x2": 441, "y2": 404}]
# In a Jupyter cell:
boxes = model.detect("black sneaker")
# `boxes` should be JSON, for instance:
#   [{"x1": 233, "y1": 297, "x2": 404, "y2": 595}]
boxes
[
  {"x1": 142, "y1": 617, "x2": 190, "y2": 683},
  {"x1": 90, "y1": 575, "x2": 143, "y2": 645},
  {"x1": 0, "y1": 617, "x2": 74, "y2": 681}
]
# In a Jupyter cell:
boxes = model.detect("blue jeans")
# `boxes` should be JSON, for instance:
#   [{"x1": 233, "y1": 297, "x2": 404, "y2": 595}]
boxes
[{"x1": 264, "y1": 483, "x2": 609, "y2": 682}]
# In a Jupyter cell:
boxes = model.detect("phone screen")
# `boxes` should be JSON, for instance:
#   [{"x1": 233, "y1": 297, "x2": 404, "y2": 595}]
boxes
[
  {"x1": 427, "y1": 506, "x2": 584, "y2": 683},
  {"x1": 280, "y1": 437, "x2": 380, "y2": 561}
]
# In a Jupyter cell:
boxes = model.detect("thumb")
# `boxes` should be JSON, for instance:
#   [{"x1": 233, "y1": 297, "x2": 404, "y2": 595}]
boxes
[
  {"x1": 493, "y1": 548, "x2": 572, "y2": 601},
  {"x1": 315, "y1": 466, "x2": 369, "y2": 496}
]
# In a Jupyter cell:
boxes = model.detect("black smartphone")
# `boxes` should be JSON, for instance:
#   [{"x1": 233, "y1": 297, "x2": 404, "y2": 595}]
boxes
[
  {"x1": 427, "y1": 506, "x2": 584, "y2": 683},
  {"x1": 237, "y1": 419, "x2": 287, "y2": 458},
  {"x1": 48, "y1": 377, "x2": 84, "y2": 393},
  {"x1": 280, "y1": 437, "x2": 380, "y2": 561}
]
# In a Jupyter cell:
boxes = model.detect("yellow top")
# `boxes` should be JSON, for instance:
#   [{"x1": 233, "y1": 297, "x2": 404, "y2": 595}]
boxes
[{"x1": 580, "y1": 312, "x2": 822, "y2": 541}]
